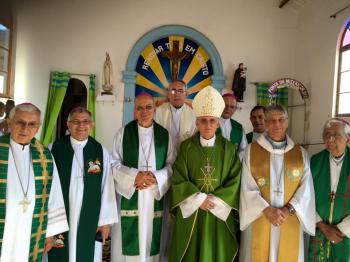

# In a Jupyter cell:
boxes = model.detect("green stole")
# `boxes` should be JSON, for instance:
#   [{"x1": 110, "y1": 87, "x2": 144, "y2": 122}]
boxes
[
  {"x1": 216, "y1": 119, "x2": 243, "y2": 147},
  {"x1": 49, "y1": 135, "x2": 103, "y2": 262},
  {"x1": 0, "y1": 134, "x2": 53, "y2": 262},
  {"x1": 309, "y1": 147, "x2": 350, "y2": 261},
  {"x1": 246, "y1": 132, "x2": 253, "y2": 144},
  {"x1": 121, "y1": 120, "x2": 168, "y2": 256}
]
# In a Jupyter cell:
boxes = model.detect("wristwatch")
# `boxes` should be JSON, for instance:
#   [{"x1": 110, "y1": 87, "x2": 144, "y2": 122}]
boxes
[{"x1": 286, "y1": 203, "x2": 296, "y2": 215}]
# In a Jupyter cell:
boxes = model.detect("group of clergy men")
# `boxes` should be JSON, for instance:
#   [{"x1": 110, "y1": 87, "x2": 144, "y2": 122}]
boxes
[{"x1": 0, "y1": 80, "x2": 349, "y2": 262}]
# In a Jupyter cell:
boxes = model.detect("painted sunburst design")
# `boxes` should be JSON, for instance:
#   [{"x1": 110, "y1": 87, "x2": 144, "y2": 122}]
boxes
[{"x1": 135, "y1": 35, "x2": 213, "y2": 106}]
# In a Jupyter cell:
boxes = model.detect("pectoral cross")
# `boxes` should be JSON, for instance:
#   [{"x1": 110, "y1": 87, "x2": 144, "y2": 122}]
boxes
[
  {"x1": 197, "y1": 158, "x2": 217, "y2": 193},
  {"x1": 141, "y1": 161, "x2": 151, "y2": 172},
  {"x1": 274, "y1": 188, "x2": 283, "y2": 196},
  {"x1": 328, "y1": 191, "x2": 336, "y2": 224},
  {"x1": 330, "y1": 191, "x2": 336, "y2": 203},
  {"x1": 19, "y1": 196, "x2": 31, "y2": 213}
]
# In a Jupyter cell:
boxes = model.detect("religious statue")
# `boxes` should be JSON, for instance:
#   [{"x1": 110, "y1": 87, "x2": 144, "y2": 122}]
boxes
[
  {"x1": 232, "y1": 63, "x2": 247, "y2": 102},
  {"x1": 102, "y1": 52, "x2": 113, "y2": 95},
  {"x1": 162, "y1": 40, "x2": 189, "y2": 81}
]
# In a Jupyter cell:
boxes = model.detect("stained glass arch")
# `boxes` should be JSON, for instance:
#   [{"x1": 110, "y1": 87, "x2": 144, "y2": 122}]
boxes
[{"x1": 122, "y1": 25, "x2": 225, "y2": 124}]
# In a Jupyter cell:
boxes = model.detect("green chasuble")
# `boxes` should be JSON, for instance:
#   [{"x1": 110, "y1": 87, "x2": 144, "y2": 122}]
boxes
[
  {"x1": 121, "y1": 120, "x2": 169, "y2": 256},
  {"x1": 308, "y1": 147, "x2": 350, "y2": 262},
  {"x1": 49, "y1": 135, "x2": 103, "y2": 262},
  {"x1": 216, "y1": 119, "x2": 243, "y2": 148},
  {"x1": 169, "y1": 132, "x2": 241, "y2": 262},
  {"x1": 246, "y1": 132, "x2": 253, "y2": 144},
  {"x1": 0, "y1": 134, "x2": 54, "y2": 262}
]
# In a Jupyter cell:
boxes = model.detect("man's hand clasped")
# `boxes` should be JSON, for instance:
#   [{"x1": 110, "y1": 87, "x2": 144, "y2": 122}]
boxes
[{"x1": 135, "y1": 171, "x2": 157, "y2": 190}]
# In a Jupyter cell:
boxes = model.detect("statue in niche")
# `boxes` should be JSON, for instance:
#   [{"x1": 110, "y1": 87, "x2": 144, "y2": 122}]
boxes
[
  {"x1": 232, "y1": 63, "x2": 247, "y2": 102},
  {"x1": 102, "y1": 52, "x2": 113, "y2": 95},
  {"x1": 162, "y1": 40, "x2": 189, "y2": 81}
]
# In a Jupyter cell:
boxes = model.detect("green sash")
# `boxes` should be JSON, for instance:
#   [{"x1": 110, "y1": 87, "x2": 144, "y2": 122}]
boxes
[
  {"x1": 0, "y1": 134, "x2": 53, "y2": 262},
  {"x1": 49, "y1": 135, "x2": 103, "y2": 262},
  {"x1": 309, "y1": 148, "x2": 350, "y2": 261},
  {"x1": 216, "y1": 119, "x2": 243, "y2": 148},
  {"x1": 121, "y1": 120, "x2": 169, "y2": 256},
  {"x1": 246, "y1": 132, "x2": 253, "y2": 144}
]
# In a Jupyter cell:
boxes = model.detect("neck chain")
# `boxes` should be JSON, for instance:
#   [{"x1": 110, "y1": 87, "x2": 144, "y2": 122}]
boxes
[
  {"x1": 140, "y1": 129, "x2": 154, "y2": 171},
  {"x1": 169, "y1": 104, "x2": 181, "y2": 139},
  {"x1": 330, "y1": 153, "x2": 344, "y2": 167},
  {"x1": 73, "y1": 149, "x2": 85, "y2": 178},
  {"x1": 273, "y1": 145, "x2": 287, "y2": 196},
  {"x1": 198, "y1": 146, "x2": 215, "y2": 166},
  {"x1": 10, "y1": 144, "x2": 32, "y2": 213}
]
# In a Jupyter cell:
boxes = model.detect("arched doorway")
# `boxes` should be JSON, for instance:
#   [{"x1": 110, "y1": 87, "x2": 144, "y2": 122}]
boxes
[
  {"x1": 56, "y1": 78, "x2": 87, "y2": 139},
  {"x1": 122, "y1": 25, "x2": 225, "y2": 124}
]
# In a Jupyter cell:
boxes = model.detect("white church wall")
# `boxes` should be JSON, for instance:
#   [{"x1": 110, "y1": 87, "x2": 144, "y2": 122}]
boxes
[
  {"x1": 293, "y1": 0, "x2": 350, "y2": 155},
  {"x1": 12, "y1": 0, "x2": 299, "y2": 150}
]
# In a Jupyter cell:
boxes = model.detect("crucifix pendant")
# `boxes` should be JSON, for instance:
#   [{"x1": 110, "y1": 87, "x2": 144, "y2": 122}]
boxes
[
  {"x1": 141, "y1": 161, "x2": 151, "y2": 172},
  {"x1": 330, "y1": 191, "x2": 335, "y2": 203},
  {"x1": 274, "y1": 188, "x2": 283, "y2": 196},
  {"x1": 19, "y1": 196, "x2": 31, "y2": 213},
  {"x1": 204, "y1": 158, "x2": 213, "y2": 173},
  {"x1": 329, "y1": 191, "x2": 336, "y2": 223}
]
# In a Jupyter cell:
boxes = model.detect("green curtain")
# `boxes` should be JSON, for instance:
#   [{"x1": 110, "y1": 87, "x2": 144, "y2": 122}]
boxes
[
  {"x1": 254, "y1": 82, "x2": 288, "y2": 109},
  {"x1": 41, "y1": 71, "x2": 70, "y2": 146},
  {"x1": 88, "y1": 74, "x2": 96, "y2": 138}
]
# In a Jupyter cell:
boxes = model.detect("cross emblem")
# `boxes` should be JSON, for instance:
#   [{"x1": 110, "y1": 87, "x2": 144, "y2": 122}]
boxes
[
  {"x1": 141, "y1": 161, "x2": 151, "y2": 171},
  {"x1": 19, "y1": 196, "x2": 31, "y2": 213},
  {"x1": 197, "y1": 158, "x2": 217, "y2": 193},
  {"x1": 162, "y1": 40, "x2": 189, "y2": 81},
  {"x1": 274, "y1": 188, "x2": 283, "y2": 196}
]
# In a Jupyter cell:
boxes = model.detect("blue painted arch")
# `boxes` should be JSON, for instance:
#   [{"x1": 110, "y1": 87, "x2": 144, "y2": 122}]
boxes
[{"x1": 122, "y1": 25, "x2": 225, "y2": 124}]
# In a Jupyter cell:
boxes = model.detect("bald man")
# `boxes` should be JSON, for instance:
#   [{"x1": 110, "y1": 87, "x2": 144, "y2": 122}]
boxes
[{"x1": 111, "y1": 93, "x2": 176, "y2": 262}]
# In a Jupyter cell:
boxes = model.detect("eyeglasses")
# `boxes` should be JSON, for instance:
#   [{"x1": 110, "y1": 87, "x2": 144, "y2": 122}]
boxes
[
  {"x1": 136, "y1": 105, "x2": 154, "y2": 112},
  {"x1": 69, "y1": 120, "x2": 92, "y2": 126},
  {"x1": 266, "y1": 118, "x2": 287, "y2": 124},
  {"x1": 14, "y1": 120, "x2": 40, "y2": 129},
  {"x1": 323, "y1": 133, "x2": 345, "y2": 141},
  {"x1": 170, "y1": 89, "x2": 185, "y2": 95}
]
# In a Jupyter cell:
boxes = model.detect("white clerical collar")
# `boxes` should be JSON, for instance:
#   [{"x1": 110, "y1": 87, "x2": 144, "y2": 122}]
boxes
[
  {"x1": 200, "y1": 135, "x2": 216, "y2": 147},
  {"x1": 10, "y1": 138, "x2": 30, "y2": 152},
  {"x1": 170, "y1": 104, "x2": 184, "y2": 114},
  {"x1": 70, "y1": 136, "x2": 88, "y2": 148},
  {"x1": 329, "y1": 153, "x2": 345, "y2": 167},
  {"x1": 265, "y1": 134, "x2": 287, "y2": 149},
  {"x1": 138, "y1": 124, "x2": 153, "y2": 134},
  {"x1": 220, "y1": 117, "x2": 231, "y2": 125},
  {"x1": 256, "y1": 133, "x2": 295, "y2": 154}
]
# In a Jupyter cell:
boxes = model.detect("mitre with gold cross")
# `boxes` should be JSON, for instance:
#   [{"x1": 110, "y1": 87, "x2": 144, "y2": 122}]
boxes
[{"x1": 192, "y1": 85, "x2": 225, "y2": 118}]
